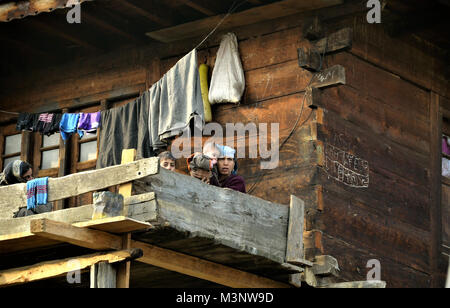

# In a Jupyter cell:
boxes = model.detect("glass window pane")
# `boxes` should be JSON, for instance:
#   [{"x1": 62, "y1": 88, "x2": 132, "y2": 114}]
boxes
[
  {"x1": 42, "y1": 149, "x2": 59, "y2": 170},
  {"x1": 43, "y1": 134, "x2": 60, "y2": 148},
  {"x1": 80, "y1": 141, "x2": 97, "y2": 162},
  {"x1": 4, "y1": 134, "x2": 21, "y2": 155},
  {"x1": 3, "y1": 155, "x2": 21, "y2": 169}
]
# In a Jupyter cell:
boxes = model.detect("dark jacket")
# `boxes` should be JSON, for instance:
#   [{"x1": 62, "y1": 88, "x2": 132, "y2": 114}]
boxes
[{"x1": 211, "y1": 174, "x2": 246, "y2": 193}]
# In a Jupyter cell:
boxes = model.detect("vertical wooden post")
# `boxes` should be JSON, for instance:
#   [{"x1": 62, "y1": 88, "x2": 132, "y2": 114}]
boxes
[
  {"x1": 117, "y1": 233, "x2": 132, "y2": 288},
  {"x1": 56, "y1": 108, "x2": 70, "y2": 211},
  {"x1": 286, "y1": 195, "x2": 305, "y2": 264},
  {"x1": 20, "y1": 131, "x2": 33, "y2": 165},
  {"x1": 115, "y1": 148, "x2": 136, "y2": 288}
]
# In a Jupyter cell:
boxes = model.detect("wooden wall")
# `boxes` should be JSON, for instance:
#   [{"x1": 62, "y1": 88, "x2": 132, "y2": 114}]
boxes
[{"x1": 0, "y1": 3, "x2": 448, "y2": 288}]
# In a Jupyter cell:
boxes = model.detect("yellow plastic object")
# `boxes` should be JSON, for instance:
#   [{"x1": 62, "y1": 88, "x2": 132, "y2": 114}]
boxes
[{"x1": 199, "y1": 64, "x2": 213, "y2": 123}]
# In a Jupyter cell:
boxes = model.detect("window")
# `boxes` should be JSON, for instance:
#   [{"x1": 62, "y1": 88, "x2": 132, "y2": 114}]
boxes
[
  {"x1": 0, "y1": 124, "x2": 23, "y2": 171},
  {"x1": 2, "y1": 134, "x2": 22, "y2": 168},
  {"x1": 41, "y1": 134, "x2": 60, "y2": 170}
]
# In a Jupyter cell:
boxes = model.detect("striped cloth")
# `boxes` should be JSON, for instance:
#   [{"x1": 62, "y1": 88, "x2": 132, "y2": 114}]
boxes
[{"x1": 26, "y1": 177, "x2": 49, "y2": 210}]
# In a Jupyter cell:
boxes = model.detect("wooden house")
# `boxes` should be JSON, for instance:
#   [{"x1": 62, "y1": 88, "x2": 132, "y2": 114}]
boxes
[{"x1": 0, "y1": 0, "x2": 448, "y2": 288}]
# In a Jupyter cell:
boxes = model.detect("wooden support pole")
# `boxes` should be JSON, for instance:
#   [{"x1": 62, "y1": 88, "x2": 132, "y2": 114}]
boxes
[
  {"x1": 30, "y1": 218, "x2": 123, "y2": 250},
  {"x1": 116, "y1": 233, "x2": 132, "y2": 288},
  {"x1": 119, "y1": 149, "x2": 137, "y2": 216},
  {"x1": 0, "y1": 249, "x2": 142, "y2": 287},
  {"x1": 286, "y1": 195, "x2": 313, "y2": 267}
]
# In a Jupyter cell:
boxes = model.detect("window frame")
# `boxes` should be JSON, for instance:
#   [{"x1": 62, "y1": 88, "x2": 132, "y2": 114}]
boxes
[{"x1": 0, "y1": 124, "x2": 23, "y2": 171}]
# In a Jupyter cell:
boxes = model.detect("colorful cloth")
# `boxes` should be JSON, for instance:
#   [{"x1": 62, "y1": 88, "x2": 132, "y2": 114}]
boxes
[
  {"x1": 26, "y1": 177, "x2": 49, "y2": 210},
  {"x1": 60, "y1": 113, "x2": 80, "y2": 141},
  {"x1": 443, "y1": 136, "x2": 450, "y2": 156},
  {"x1": 78, "y1": 112, "x2": 101, "y2": 135},
  {"x1": 39, "y1": 113, "x2": 54, "y2": 123}
]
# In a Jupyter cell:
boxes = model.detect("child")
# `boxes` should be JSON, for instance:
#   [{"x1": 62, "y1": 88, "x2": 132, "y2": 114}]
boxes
[
  {"x1": 203, "y1": 141, "x2": 220, "y2": 184},
  {"x1": 158, "y1": 151, "x2": 176, "y2": 171}
]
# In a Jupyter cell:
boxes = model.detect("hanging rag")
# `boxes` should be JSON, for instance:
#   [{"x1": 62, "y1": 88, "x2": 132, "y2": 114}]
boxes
[
  {"x1": 42, "y1": 113, "x2": 63, "y2": 136},
  {"x1": 16, "y1": 113, "x2": 35, "y2": 131},
  {"x1": 148, "y1": 48, "x2": 204, "y2": 150},
  {"x1": 26, "y1": 177, "x2": 49, "y2": 211},
  {"x1": 96, "y1": 93, "x2": 152, "y2": 169},
  {"x1": 78, "y1": 112, "x2": 101, "y2": 137},
  {"x1": 443, "y1": 136, "x2": 450, "y2": 156},
  {"x1": 60, "y1": 113, "x2": 80, "y2": 141}
]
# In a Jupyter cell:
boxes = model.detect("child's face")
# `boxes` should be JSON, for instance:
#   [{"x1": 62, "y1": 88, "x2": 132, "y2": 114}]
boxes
[
  {"x1": 203, "y1": 148, "x2": 220, "y2": 165},
  {"x1": 160, "y1": 158, "x2": 176, "y2": 171}
]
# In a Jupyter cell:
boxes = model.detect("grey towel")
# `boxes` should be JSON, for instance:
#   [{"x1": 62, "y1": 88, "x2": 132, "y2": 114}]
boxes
[
  {"x1": 149, "y1": 49, "x2": 204, "y2": 148},
  {"x1": 96, "y1": 92, "x2": 152, "y2": 169},
  {"x1": 96, "y1": 49, "x2": 204, "y2": 169}
]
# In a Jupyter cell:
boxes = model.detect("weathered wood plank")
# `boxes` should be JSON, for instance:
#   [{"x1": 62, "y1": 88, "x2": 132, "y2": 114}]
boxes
[
  {"x1": 135, "y1": 167, "x2": 290, "y2": 264},
  {"x1": 30, "y1": 218, "x2": 124, "y2": 250},
  {"x1": 286, "y1": 195, "x2": 305, "y2": 264},
  {"x1": 0, "y1": 249, "x2": 142, "y2": 287},
  {"x1": 0, "y1": 193, "x2": 157, "y2": 236},
  {"x1": 319, "y1": 189, "x2": 431, "y2": 274},
  {"x1": 315, "y1": 85, "x2": 430, "y2": 155},
  {"x1": 73, "y1": 216, "x2": 153, "y2": 234},
  {"x1": 146, "y1": 0, "x2": 343, "y2": 43},
  {"x1": 0, "y1": 157, "x2": 159, "y2": 218},
  {"x1": 320, "y1": 233, "x2": 432, "y2": 288},
  {"x1": 132, "y1": 240, "x2": 291, "y2": 288}
]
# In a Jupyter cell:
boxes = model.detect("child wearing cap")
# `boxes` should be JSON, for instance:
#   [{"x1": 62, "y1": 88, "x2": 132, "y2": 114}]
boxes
[{"x1": 210, "y1": 145, "x2": 246, "y2": 193}]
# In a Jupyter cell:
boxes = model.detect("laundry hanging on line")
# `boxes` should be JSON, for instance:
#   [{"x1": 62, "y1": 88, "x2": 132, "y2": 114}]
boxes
[
  {"x1": 16, "y1": 48, "x2": 206, "y2": 168},
  {"x1": 96, "y1": 48, "x2": 205, "y2": 169},
  {"x1": 16, "y1": 111, "x2": 101, "y2": 139}
]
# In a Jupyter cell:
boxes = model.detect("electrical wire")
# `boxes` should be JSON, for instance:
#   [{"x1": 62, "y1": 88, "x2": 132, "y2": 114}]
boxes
[
  {"x1": 194, "y1": 0, "x2": 249, "y2": 50},
  {"x1": 248, "y1": 38, "x2": 329, "y2": 194}
]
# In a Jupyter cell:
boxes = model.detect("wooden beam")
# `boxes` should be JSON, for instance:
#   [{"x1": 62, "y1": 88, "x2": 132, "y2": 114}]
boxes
[
  {"x1": 119, "y1": 0, "x2": 174, "y2": 27},
  {"x1": 119, "y1": 149, "x2": 137, "y2": 201},
  {"x1": 310, "y1": 65, "x2": 346, "y2": 88},
  {"x1": 31, "y1": 19, "x2": 100, "y2": 51},
  {"x1": 26, "y1": 219, "x2": 291, "y2": 288},
  {"x1": 0, "y1": 157, "x2": 159, "y2": 218},
  {"x1": 0, "y1": 249, "x2": 142, "y2": 287},
  {"x1": 81, "y1": 11, "x2": 141, "y2": 44},
  {"x1": 179, "y1": 0, "x2": 216, "y2": 16},
  {"x1": 132, "y1": 240, "x2": 291, "y2": 288},
  {"x1": 146, "y1": 0, "x2": 343, "y2": 43},
  {"x1": 136, "y1": 167, "x2": 290, "y2": 264},
  {"x1": 286, "y1": 195, "x2": 306, "y2": 264},
  {"x1": 116, "y1": 233, "x2": 132, "y2": 288},
  {"x1": 0, "y1": 0, "x2": 93, "y2": 22},
  {"x1": 30, "y1": 218, "x2": 124, "y2": 250}
]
